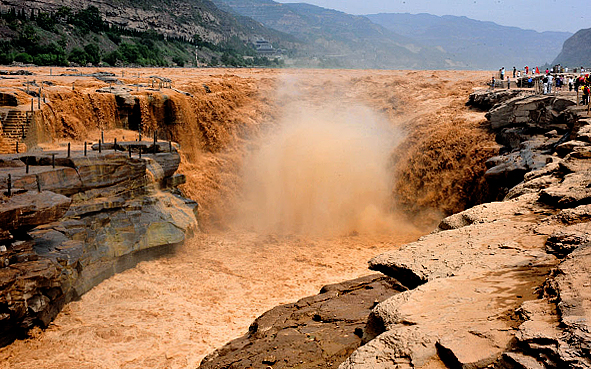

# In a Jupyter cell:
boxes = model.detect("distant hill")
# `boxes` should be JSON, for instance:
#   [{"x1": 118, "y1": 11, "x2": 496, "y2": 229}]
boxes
[
  {"x1": 552, "y1": 28, "x2": 591, "y2": 68},
  {"x1": 366, "y1": 13, "x2": 572, "y2": 70},
  {"x1": 212, "y1": 0, "x2": 455, "y2": 69}
]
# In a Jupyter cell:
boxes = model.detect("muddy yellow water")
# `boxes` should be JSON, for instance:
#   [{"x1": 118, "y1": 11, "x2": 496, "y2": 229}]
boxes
[
  {"x1": 0, "y1": 231, "x2": 423, "y2": 369},
  {"x1": 0, "y1": 68, "x2": 494, "y2": 368}
]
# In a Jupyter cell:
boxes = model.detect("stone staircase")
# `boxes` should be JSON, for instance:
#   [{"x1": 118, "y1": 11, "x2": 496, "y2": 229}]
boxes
[{"x1": 0, "y1": 109, "x2": 31, "y2": 153}]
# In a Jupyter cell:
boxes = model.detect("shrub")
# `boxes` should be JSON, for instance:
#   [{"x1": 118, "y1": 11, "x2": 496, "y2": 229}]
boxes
[
  {"x1": 69, "y1": 47, "x2": 88, "y2": 65},
  {"x1": 172, "y1": 55, "x2": 185, "y2": 67},
  {"x1": 104, "y1": 50, "x2": 123, "y2": 65},
  {"x1": 84, "y1": 43, "x2": 101, "y2": 64},
  {"x1": 14, "y1": 53, "x2": 33, "y2": 63}
]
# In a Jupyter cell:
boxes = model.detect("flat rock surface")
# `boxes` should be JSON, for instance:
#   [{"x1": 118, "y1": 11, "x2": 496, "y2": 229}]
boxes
[
  {"x1": 369, "y1": 215, "x2": 550, "y2": 288},
  {"x1": 554, "y1": 245, "x2": 591, "y2": 363},
  {"x1": 343, "y1": 258, "x2": 555, "y2": 369}
]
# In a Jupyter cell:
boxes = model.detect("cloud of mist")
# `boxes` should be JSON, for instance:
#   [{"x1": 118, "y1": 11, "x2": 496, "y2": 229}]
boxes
[{"x1": 234, "y1": 75, "x2": 406, "y2": 236}]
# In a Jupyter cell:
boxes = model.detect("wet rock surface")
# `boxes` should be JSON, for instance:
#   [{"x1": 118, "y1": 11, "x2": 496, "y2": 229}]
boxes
[
  {"x1": 199, "y1": 274, "x2": 407, "y2": 369},
  {"x1": 0, "y1": 145, "x2": 197, "y2": 346},
  {"x1": 202, "y1": 90, "x2": 591, "y2": 369}
]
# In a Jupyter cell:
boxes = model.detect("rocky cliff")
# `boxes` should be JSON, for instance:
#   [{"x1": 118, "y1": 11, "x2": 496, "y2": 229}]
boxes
[
  {"x1": 0, "y1": 141, "x2": 198, "y2": 346},
  {"x1": 200, "y1": 90, "x2": 591, "y2": 369}
]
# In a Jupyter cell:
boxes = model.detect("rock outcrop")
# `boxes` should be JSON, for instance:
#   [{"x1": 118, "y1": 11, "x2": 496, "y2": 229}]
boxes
[
  {"x1": 481, "y1": 93, "x2": 579, "y2": 197},
  {"x1": 466, "y1": 89, "x2": 528, "y2": 111},
  {"x1": 200, "y1": 275, "x2": 407, "y2": 369},
  {"x1": 0, "y1": 141, "x2": 197, "y2": 346},
  {"x1": 199, "y1": 91, "x2": 591, "y2": 369}
]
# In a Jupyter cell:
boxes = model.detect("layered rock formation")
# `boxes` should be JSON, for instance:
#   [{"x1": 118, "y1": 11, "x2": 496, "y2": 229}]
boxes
[
  {"x1": 200, "y1": 91, "x2": 591, "y2": 369},
  {"x1": 0, "y1": 141, "x2": 198, "y2": 346}
]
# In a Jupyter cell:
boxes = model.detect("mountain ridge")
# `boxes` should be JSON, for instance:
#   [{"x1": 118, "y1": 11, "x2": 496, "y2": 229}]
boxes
[
  {"x1": 366, "y1": 12, "x2": 572, "y2": 70},
  {"x1": 212, "y1": 0, "x2": 454, "y2": 69}
]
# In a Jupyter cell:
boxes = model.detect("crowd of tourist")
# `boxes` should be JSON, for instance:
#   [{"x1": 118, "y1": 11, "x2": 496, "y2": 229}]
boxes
[
  {"x1": 491, "y1": 64, "x2": 591, "y2": 106},
  {"x1": 577, "y1": 74, "x2": 591, "y2": 106}
]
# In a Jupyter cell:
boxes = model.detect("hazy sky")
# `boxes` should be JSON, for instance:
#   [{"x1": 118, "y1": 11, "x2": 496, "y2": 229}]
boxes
[{"x1": 275, "y1": 0, "x2": 588, "y2": 33}]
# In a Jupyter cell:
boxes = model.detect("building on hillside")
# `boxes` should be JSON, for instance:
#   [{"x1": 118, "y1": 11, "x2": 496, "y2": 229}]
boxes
[{"x1": 252, "y1": 38, "x2": 275, "y2": 55}]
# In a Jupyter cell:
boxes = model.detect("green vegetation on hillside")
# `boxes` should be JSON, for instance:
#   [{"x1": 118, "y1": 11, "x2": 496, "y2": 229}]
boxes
[{"x1": 0, "y1": 6, "x2": 284, "y2": 67}]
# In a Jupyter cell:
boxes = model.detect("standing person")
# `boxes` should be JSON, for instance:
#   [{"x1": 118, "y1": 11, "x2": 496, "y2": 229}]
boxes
[
  {"x1": 543, "y1": 75, "x2": 549, "y2": 94},
  {"x1": 513, "y1": 67, "x2": 516, "y2": 78},
  {"x1": 547, "y1": 74, "x2": 553, "y2": 94},
  {"x1": 569, "y1": 76, "x2": 574, "y2": 91},
  {"x1": 507, "y1": 76, "x2": 511, "y2": 89},
  {"x1": 583, "y1": 84, "x2": 590, "y2": 106},
  {"x1": 525, "y1": 65, "x2": 529, "y2": 74},
  {"x1": 501, "y1": 67, "x2": 505, "y2": 80},
  {"x1": 491, "y1": 75, "x2": 496, "y2": 89}
]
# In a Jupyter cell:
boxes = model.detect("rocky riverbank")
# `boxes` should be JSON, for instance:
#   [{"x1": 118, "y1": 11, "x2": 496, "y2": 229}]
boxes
[
  {"x1": 201, "y1": 90, "x2": 591, "y2": 369},
  {"x1": 0, "y1": 141, "x2": 198, "y2": 347}
]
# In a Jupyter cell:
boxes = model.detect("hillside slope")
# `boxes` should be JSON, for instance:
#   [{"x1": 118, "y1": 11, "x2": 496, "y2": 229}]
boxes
[
  {"x1": 0, "y1": 0, "x2": 298, "y2": 66},
  {"x1": 552, "y1": 28, "x2": 591, "y2": 68},
  {"x1": 1, "y1": 0, "x2": 294, "y2": 44},
  {"x1": 366, "y1": 13, "x2": 572, "y2": 70}
]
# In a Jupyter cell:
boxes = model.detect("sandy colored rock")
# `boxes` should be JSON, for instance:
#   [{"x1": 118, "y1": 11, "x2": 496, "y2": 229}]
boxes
[
  {"x1": 437, "y1": 334, "x2": 504, "y2": 369},
  {"x1": 556, "y1": 140, "x2": 589, "y2": 156},
  {"x1": 340, "y1": 326, "x2": 439, "y2": 369},
  {"x1": 369, "y1": 216, "x2": 550, "y2": 288},
  {"x1": 436, "y1": 194, "x2": 538, "y2": 231},
  {"x1": 539, "y1": 170, "x2": 591, "y2": 208},
  {"x1": 553, "y1": 246, "x2": 591, "y2": 365},
  {"x1": 502, "y1": 352, "x2": 546, "y2": 369}
]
